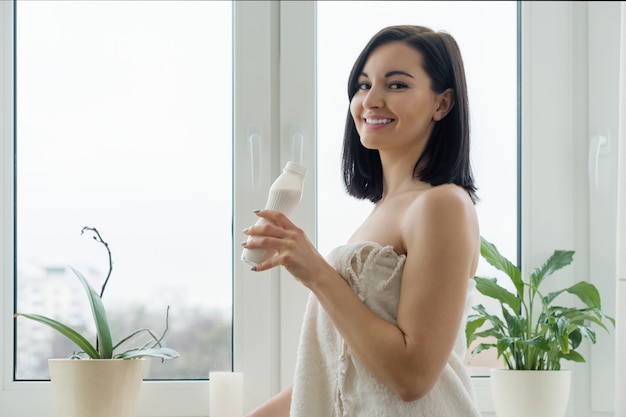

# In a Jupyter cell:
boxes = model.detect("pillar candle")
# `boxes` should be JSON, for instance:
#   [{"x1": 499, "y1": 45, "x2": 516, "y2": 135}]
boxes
[{"x1": 209, "y1": 372, "x2": 243, "y2": 417}]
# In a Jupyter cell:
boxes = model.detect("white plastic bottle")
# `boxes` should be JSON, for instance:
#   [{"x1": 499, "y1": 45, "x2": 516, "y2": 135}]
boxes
[{"x1": 241, "y1": 161, "x2": 307, "y2": 267}]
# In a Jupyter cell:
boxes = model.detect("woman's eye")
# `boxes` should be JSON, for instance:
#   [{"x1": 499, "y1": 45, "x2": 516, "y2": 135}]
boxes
[
  {"x1": 389, "y1": 82, "x2": 407, "y2": 90},
  {"x1": 357, "y1": 82, "x2": 370, "y2": 90}
]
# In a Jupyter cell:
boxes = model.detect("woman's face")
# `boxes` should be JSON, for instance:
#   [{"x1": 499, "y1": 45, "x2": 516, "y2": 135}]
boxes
[{"x1": 350, "y1": 42, "x2": 446, "y2": 157}]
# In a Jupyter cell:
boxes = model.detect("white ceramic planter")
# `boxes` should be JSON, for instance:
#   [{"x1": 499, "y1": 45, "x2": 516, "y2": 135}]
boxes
[
  {"x1": 48, "y1": 359, "x2": 144, "y2": 417},
  {"x1": 490, "y1": 369, "x2": 571, "y2": 417}
]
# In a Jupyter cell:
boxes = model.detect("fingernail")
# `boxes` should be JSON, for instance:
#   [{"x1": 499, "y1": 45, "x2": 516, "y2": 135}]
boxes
[
  {"x1": 251, "y1": 266, "x2": 257, "y2": 271},
  {"x1": 240, "y1": 241, "x2": 247, "y2": 246},
  {"x1": 242, "y1": 228, "x2": 248, "y2": 233},
  {"x1": 253, "y1": 209, "x2": 260, "y2": 213}
]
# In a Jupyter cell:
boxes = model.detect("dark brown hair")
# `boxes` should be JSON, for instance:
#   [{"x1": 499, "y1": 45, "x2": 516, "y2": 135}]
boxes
[{"x1": 341, "y1": 25, "x2": 477, "y2": 203}]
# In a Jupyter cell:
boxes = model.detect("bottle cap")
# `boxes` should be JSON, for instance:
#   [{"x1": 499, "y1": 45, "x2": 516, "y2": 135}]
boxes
[{"x1": 284, "y1": 161, "x2": 307, "y2": 177}]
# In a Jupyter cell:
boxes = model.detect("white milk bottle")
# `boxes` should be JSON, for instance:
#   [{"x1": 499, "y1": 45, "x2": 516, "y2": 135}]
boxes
[{"x1": 241, "y1": 161, "x2": 307, "y2": 267}]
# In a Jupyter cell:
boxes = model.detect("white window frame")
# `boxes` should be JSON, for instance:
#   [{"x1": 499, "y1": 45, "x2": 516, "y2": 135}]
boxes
[
  {"x1": 471, "y1": 2, "x2": 619, "y2": 416},
  {"x1": 0, "y1": 1, "x2": 288, "y2": 416},
  {"x1": 232, "y1": 0, "x2": 317, "y2": 412},
  {"x1": 0, "y1": 1, "x2": 619, "y2": 416},
  {"x1": 586, "y1": 2, "x2": 620, "y2": 413},
  {"x1": 0, "y1": 1, "x2": 313, "y2": 415}
]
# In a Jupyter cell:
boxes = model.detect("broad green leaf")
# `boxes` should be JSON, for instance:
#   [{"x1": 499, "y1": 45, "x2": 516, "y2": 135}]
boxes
[
  {"x1": 557, "y1": 316, "x2": 568, "y2": 334},
  {"x1": 560, "y1": 350, "x2": 586, "y2": 363},
  {"x1": 558, "y1": 308, "x2": 611, "y2": 333},
  {"x1": 554, "y1": 318, "x2": 569, "y2": 353},
  {"x1": 68, "y1": 266, "x2": 113, "y2": 359},
  {"x1": 568, "y1": 329, "x2": 582, "y2": 349},
  {"x1": 471, "y1": 304, "x2": 507, "y2": 331},
  {"x1": 496, "y1": 336, "x2": 519, "y2": 357},
  {"x1": 543, "y1": 289, "x2": 565, "y2": 306},
  {"x1": 502, "y1": 307, "x2": 523, "y2": 338},
  {"x1": 479, "y1": 237, "x2": 523, "y2": 297},
  {"x1": 474, "y1": 277, "x2": 521, "y2": 312},
  {"x1": 465, "y1": 316, "x2": 486, "y2": 346},
  {"x1": 579, "y1": 308, "x2": 616, "y2": 329},
  {"x1": 468, "y1": 342, "x2": 498, "y2": 364},
  {"x1": 566, "y1": 281, "x2": 601, "y2": 309},
  {"x1": 474, "y1": 327, "x2": 507, "y2": 340},
  {"x1": 530, "y1": 250, "x2": 574, "y2": 288},
  {"x1": 526, "y1": 335, "x2": 550, "y2": 351},
  {"x1": 14, "y1": 313, "x2": 99, "y2": 359},
  {"x1": 577, "y1": 325, "x2": 597, "y2": 344}
]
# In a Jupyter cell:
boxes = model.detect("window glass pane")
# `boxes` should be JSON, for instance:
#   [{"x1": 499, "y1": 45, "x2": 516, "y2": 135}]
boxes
[
  {"x1": 317, "y1": 1, "x2": 518, "y2": 376},
  {"x1": 15, "y1": 0, "x2": 233, "y2": 380}
]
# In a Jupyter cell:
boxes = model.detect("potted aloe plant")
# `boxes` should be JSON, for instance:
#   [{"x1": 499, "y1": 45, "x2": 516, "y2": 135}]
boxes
[
  {"x1": 14, "y1": 227, "x2": 179, "y2": 417},
  {"x1": 466, "y1": 236, "x2": 614, "y2": 417}
]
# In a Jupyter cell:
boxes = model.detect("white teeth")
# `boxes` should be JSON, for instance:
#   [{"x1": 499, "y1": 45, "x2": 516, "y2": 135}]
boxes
[{"x1": 365, "y1": 118, "x2": 393, "y2": 125}]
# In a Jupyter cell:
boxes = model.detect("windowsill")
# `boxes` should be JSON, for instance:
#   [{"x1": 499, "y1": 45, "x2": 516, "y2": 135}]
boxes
[{"x1": 471, "y1": 376, "x2": 495, "y2": 413}]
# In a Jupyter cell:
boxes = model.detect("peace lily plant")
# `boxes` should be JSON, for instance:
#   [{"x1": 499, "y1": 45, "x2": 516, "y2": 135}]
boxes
[
  {"x1": 15, "y1": 227, "x2": 179, "y2": 361},
  {"x1": 466, "y1": 236, "x2": 614, "y2": 370}
]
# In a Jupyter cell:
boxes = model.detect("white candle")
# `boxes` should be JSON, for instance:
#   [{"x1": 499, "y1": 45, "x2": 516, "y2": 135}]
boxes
[{"x1": 209, "y1": 372, "x2": 244, "y2": 417}]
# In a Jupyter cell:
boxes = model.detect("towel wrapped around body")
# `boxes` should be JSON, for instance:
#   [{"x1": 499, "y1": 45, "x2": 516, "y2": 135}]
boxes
[{"x1": 289, "y1": 241, "x2": 481, "y2": 417}]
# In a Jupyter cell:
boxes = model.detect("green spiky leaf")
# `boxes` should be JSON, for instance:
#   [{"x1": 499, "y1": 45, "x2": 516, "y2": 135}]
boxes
[
  {"x1": 14, "y1": 313, "x2": 99, "y2": 359},
  {"x1": 115, "y1": 347, "x2": 180, "y2": 360},
  {"x1": 68, "y1": 266, "x2": 113, "y2": 359}
]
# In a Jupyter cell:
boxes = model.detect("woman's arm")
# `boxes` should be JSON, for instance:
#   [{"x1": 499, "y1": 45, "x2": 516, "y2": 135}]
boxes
[
  {"x1": 316, "y1": 187, "x2": 477, "y2": 400},
  {"x1": 246, "y1": 384, "x2": 292, "y2": 417},
  {"x1": 242, "y1": 186, "x2": 478, "y2": 402}
]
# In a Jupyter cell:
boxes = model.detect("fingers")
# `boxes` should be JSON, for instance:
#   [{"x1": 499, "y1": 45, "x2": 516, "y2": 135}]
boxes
[
  {"x1": 241, "y1": 234, "x2": 282, "y2": 254},
  {"x1": 250, "y1": 257, "x2": 275, "y2": 272},
  {"x1": 254, "y1": 210, "x2": 292, "y2": 228},
  {"x1": 241, "y1": 224, "x2": 289, "y2": 256},
  {"x1": 242, "y1": 222, "x2": 282, "y2": 240},
  {"x1": 241, "y1": 210, "x2": 304, "y2": 274},
  {"x1": 242, "y1": 210, "x2": 293, "y2": 238}
]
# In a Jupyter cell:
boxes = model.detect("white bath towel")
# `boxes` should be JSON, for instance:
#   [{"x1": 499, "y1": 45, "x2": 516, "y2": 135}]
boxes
[{"x1": 289, "y1": 241, "x2": 481, "y2": 417}]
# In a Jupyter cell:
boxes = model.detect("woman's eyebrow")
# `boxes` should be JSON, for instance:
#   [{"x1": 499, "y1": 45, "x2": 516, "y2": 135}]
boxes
[
  {"x1": 385, "y1": 70, "x2": 414, "y2": 78},
  {"x1": 360, "y1": 70, "x2": 414, "y2": 79}
]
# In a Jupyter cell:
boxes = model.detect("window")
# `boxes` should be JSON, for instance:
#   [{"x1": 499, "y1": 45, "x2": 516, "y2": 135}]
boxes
[
  {"x1": 2, "y1": 2, "x2": 617, "y2": 416},
  {"x1": 14, "y1": 0, "x2": 233, "y2": 381}
]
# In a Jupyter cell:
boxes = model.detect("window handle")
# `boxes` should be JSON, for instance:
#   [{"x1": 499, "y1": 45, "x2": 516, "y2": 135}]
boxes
[
  {"x1": 248, "y1": 128, "x2": 262, "y2": 187},
  {"x1": 588, "y1": 128, "x2": 610, "y2": 189},
  {"x1": 290, "y1": 127, "x2": 304, "y2": 165}
]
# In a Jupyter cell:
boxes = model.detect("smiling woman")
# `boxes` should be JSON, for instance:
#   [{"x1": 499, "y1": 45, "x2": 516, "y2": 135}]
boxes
[
  {"x1": 3, "y1": 1, "x2": 617, "y2": 417},
  {"x1": 244, "y1": 23, "x2": 482, "y2": 417},
  {"x1": 316, "y1": 3, "x2": 516, "y2": 381}
]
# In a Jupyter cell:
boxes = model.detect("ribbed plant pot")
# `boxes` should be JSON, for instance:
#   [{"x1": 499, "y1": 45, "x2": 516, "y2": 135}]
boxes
[
  {"x1": 490, "y1": 369, "x2": 571, "y2": 417},
  {"x1": 48, "y1": 359, "x2": 145, "y2": 417}
]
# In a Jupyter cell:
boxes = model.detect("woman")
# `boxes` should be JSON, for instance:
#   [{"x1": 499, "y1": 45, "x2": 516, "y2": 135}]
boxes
[{"x1": 243, "y1": 25, "x2": 481, "y2": 417}]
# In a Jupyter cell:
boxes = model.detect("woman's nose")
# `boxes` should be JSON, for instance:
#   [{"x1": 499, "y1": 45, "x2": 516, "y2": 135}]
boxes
[{"x1": 362, "y1": 87, "x2": 384, "y2": 109}]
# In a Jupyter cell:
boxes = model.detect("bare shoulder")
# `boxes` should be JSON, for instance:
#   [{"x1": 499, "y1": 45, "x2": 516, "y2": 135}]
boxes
[
  {"x1": 408, "y1": 184, "x2": 476, "y2": 220},
  {"x1": 401, "y1": 184, "x2": 479, "y2": 255}
]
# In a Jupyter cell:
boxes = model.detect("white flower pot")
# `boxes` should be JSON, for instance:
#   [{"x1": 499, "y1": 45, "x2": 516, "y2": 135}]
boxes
[
  {"x1": 490, "y1": 369, "x2": 571, "y2": 417},
  {"x1": 48, "y1": 359, "x2": 144, "y2": 417}
]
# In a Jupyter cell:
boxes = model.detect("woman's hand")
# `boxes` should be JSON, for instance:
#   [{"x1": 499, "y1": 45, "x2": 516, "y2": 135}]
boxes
[{"x1": 241, "y1": 210, "x2": 330, "y2": 285}]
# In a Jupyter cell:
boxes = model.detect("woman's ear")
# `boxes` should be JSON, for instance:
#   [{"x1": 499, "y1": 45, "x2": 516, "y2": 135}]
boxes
[{"x1": 433, "y1": 88, "x2": 454, "y2": 121}]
